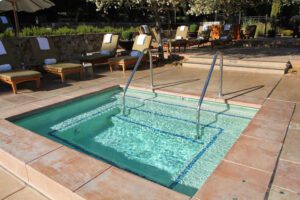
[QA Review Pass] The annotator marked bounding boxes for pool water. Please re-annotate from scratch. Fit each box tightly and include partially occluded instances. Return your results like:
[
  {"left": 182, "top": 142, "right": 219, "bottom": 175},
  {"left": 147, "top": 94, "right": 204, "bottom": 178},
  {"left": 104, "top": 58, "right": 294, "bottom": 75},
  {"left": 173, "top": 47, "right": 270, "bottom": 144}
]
[{"left": 12, "top": 88, "right": 258, "bottom": 196}]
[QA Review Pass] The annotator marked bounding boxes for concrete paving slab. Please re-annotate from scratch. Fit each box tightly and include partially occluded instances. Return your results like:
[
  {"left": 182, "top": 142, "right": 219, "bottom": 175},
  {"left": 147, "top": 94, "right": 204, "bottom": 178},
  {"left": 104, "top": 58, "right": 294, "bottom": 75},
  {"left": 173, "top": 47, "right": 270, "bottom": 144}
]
[
  {"left": 270, "top": 75, "right": 300, "bottom": 103},
  {"left": 194, "top": 160, "right": 271, "bottom": 200},
  {"left": 4, "top": 187, "right": 49, "bottom": 200},
  {"left": 281, "top": 129, "right": 300, "bottom": 163},
  {"left": 0, "top": 167, "right": 25, "bottom": 199},
  {"left": 268, "top": 186, "right": 300, "bottom": 200},
  {"left": 224, "top": 135, "right": 282, "bottom": 173},
  {"left": 74, "top": 167, "right": 189, "bottom": 200},
  {"left": 27, "top": 147, "right": 111, "bottom": 200},
  {"left": 273, "top": 159, "right": 300, "bottom": 193}
]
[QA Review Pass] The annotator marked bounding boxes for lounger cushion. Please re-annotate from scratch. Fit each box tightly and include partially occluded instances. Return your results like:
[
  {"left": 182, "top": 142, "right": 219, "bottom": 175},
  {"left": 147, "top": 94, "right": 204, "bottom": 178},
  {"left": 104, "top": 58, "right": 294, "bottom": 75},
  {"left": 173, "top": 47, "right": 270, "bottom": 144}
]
[
  {"left": 169, "top": 39, "right": 188, "bottom": 45},
  {"left": 44, "top": 62, "right": 82, "bottom": 73},
  {"left": 108, "top": 56, "right": 138, "bottom": 63},
  {"left": 80, "top": 53, "right": 111, "bottom": 62},
  {"left": 100, "top": 50, "right": 111, "bottom": 55},
  {"left": 0, "top": 70, "right": 41, "bottom": 80},
  {"left": 130, "top": 51, "right": 141, "bottom": 57}
]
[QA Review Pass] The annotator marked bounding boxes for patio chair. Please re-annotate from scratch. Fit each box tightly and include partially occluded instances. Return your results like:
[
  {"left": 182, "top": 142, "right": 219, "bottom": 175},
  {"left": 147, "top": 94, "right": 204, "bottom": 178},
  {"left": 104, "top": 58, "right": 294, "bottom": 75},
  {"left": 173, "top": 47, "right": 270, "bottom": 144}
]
[
  {"left": 139, "top": 25, "right": 151, "bottom": 35},
  {"left": 0, "top": 16, "right": 12, "bottom": 32},
  {"left": 244, "top": 25, "right": 257, "bottom": 39},
  {"left": 30, "top": 37, "right": 83, "bottom": 83},
  {"left": 80, "top": 34, "right": 119, "bottom": 67},
  {"left": 108, "top": 34, "right": 152, "bottom": 75},
  {"left": 211, "top": 24, "right": 233, "bottom": 48},
  {"left": 188, "top": 25, "right": 211, "bottom": 47},
  {"left": 0, "top": 40, "right": 41, "bottom": 94},
  {"left": 168, "top": 25, "right": 189, "bottom": 52}
]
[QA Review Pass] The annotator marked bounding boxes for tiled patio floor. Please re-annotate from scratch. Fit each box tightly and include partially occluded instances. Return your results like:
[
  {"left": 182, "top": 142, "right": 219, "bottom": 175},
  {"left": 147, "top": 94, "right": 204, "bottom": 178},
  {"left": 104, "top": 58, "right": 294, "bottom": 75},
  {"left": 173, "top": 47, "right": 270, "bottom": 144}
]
[
  {"left": 0, "top": 62, "right": 300, "bottom": 199},
  {"left": 0, "top": 166, "right": 49, "bottom": 200},
  {"left": 266, "top": 74, "right": 300, "bottom": 199}
]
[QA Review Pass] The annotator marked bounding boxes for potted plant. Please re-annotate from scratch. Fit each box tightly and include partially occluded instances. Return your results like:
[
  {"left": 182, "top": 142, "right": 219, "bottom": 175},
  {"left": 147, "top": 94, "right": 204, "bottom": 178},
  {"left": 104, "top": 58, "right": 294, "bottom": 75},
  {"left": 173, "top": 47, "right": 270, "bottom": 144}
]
[{"left": 119, "top": 30, "right": 134, "bottom": 50}]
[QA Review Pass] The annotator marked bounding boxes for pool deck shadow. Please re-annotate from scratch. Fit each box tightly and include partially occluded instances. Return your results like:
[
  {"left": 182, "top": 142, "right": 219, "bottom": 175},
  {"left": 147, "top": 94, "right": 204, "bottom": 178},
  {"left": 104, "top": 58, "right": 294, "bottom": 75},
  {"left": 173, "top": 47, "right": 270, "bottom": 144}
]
[{"left": 0, "top": 63, "right": 299, "bottom": 199}]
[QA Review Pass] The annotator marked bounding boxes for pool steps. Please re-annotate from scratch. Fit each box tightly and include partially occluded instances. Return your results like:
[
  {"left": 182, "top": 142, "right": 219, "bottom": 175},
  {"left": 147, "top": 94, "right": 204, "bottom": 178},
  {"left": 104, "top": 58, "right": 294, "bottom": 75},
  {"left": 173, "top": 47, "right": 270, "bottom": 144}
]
[{"left": 182, "top": 55, "right": 289, "bottom": 74}]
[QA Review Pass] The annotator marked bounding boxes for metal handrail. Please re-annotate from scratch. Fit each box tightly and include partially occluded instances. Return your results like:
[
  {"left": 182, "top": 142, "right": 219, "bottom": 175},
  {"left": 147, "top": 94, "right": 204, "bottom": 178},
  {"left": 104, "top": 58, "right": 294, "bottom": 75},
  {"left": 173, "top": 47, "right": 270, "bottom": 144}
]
[
  {"left": 196, "top": 51, "right": 223, "bottom": 136},
  {"left": 122, "top": 48, "right": 154, "bottom": 113}
]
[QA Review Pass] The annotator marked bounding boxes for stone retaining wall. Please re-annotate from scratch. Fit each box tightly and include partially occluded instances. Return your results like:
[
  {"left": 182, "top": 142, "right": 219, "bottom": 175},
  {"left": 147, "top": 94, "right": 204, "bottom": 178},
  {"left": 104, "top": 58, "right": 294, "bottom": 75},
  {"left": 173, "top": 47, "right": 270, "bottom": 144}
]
[{"left": 2, "top": 34, "right": 105, "bottom": 66}]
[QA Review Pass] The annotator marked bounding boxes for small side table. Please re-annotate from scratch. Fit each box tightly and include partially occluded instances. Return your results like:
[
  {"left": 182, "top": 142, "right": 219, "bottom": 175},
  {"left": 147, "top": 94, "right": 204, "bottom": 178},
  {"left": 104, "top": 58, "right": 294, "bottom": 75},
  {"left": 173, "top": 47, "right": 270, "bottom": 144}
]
[{"left": 83, "top": 62, "right": 94, "bottom": 79}]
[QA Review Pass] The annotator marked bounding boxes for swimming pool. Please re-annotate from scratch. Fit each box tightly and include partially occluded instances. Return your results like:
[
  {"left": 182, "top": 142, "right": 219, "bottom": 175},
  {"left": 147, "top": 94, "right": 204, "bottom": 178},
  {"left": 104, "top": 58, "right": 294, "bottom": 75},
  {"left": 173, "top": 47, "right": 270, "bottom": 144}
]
[{"left": 12, "top": 88, "right": 258, "bottom": 196}]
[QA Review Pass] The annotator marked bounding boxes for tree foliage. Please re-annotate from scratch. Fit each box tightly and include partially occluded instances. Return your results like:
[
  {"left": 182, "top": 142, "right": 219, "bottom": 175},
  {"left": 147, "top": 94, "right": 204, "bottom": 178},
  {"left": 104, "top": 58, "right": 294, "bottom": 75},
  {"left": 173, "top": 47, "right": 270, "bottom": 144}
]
[
  {"left": 87, "top": 0, "right": 300, "bottom": 15},
  {"left": 86, "top": 0, "right": 184, "bottom": 13}
]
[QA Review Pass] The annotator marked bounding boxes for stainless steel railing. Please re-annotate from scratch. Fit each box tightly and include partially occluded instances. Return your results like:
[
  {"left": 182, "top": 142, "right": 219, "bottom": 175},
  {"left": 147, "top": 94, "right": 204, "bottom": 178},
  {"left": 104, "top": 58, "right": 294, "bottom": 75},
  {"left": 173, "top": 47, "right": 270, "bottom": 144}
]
[
  {"left": 122, "top": 48, "right": 154, "bottom": 113},
  {"left": 196, "top": 51, "right": 223, "bottom": 137}
]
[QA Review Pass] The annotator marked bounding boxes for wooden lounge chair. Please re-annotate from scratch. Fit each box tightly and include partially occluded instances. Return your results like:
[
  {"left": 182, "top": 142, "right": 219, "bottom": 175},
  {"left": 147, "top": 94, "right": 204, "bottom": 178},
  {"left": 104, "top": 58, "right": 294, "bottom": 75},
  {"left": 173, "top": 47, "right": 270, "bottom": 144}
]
[
  {"left": 30, "top": 37, "right": 83, "bottom": 83},
  {"left": 0, "top": 16, "right": 12, "bottom": 32},
  {"left": 139, "top": 25, "right": 151, "bottom": 35},
  {"left": 168, "top": 26, "right": 189, "bottom": 52},
  {"left": 211, "top": 24, "right": 233, "bottom": 48},
  {"left": 0, "top": 40, "right": 41, "bottom": 94},
  {"left": 108, "top": 35, "right": 152, "bottom": 75},
  {"left": 80, "top": 34, "right": 119, "bottom": 67},
  {"left": 188, "top": 25, "right": 211, "bottom": 47}
]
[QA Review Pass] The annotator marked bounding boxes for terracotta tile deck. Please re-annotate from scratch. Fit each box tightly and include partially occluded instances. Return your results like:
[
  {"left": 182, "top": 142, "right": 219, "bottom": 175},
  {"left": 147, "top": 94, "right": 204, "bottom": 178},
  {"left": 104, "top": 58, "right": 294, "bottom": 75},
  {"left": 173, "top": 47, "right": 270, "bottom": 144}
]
[
  {"left": 4, "top": 187, "right": 49, "bottom": 200},
  {"left": 74, "top": 167, "right": 189, "bottom": 200},
  {"left": 0, "top": 65, "right": 299, "bottom": 200},
  {"left": 268, "top": 185, "right": 300, "bottom": 200},
  {"left": 0, "top": 167, "right": 25, "bottom": 199},
  {"left": 27, "top": 147, "right": 111, "bottom": 200},
  {"left": 0, "top": 120, "right": 62, "bottom": 181},
  {"left": 273, "top": 160, "right": 300, "bottom": 193},
  {"left": 224, "top": 135, "right": 282, "bottom": 173},
  {"left": 281, "top": 129, "right": 300, "bottom": 163},
  {"left": 194, "top": 160, "right": 271, "bottom": 200},
  {"left": 0, "top": 166, "right": 49, "bottom": 200}
]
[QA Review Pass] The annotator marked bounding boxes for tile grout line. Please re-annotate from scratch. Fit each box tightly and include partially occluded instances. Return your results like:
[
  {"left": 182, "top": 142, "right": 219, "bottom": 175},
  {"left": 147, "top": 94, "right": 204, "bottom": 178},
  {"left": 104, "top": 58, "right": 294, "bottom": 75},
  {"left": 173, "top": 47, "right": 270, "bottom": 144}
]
[
  {"left": 241, "top": 134, "right": 284, "bottom": 144},
  {"left": 265, "top": 76, "right": 283, "bottom": 102},
  {"left": 263, "top": 104, "right": 296, "bottom": 200},
  {"left": 1, "top": 186, "right": 26, "bottom": 200},
  {"left": 279, "top": 158, "right": 300, "bottom": 165},
  {"left": 271, "top": 184, "right": 298, "bottom": 194},
  {"left": 72, "top": 165, "right": 113, "bottom": 192},
  {"left": 0, "top": 166, "right": 27, "bottom": 200},
  {"left": 26, "top": 145, "right": 64, "bottom": 165},
  {"left": 266, "top": 97, "right": 298, "bottom": 104},
  {"left": 222, "top": 159, "right": 273, "bottom": 175}
]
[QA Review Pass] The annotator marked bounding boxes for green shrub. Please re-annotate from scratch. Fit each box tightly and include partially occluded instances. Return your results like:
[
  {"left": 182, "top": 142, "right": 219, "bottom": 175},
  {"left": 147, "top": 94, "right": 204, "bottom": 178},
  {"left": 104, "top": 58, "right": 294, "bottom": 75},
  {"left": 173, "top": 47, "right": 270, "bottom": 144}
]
[
  {"left": 76, "top": 25, "right": 98, "bottom": 34},
  {"left": 0, "top": 29, "right": 14, "bottom": 38},
  {"left": 1, "top": 25, "right": 139, "bottom": 37},
  {"left": 53, "top": 26, "right": 76, "bottom": 35},
  {"left": 189, "top": 24, "right": 198, "bottom": 33},
  {"left": 20, "top": 27, "right": 52, "bottom": 36},
  {"left": 121, "top": 31, "right": 133, "bottom": 40},
  {"left": 280, "top": 29, "right": 293, "bottom": 36}
]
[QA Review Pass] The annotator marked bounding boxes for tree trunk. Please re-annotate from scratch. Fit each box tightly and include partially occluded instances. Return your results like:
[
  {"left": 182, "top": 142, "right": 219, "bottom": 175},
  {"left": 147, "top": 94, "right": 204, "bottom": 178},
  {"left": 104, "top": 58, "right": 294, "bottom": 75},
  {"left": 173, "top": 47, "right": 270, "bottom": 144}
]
[{"left": 154, "top": 10, "right": 164, "bottom": 62}]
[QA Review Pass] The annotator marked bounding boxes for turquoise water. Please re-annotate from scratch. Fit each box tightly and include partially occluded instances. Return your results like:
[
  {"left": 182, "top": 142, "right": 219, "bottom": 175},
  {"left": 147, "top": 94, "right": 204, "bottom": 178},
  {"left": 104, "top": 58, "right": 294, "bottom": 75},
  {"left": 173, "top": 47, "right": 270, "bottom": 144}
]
[{"left": 12, "top": 88, "right": 257, "bottom": 196}]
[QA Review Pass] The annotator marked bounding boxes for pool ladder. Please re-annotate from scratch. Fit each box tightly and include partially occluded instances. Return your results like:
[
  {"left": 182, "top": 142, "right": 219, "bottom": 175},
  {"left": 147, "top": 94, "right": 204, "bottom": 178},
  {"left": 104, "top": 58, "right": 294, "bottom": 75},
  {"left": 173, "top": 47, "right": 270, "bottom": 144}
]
[
  {"left": 122, "top": 48, "right": 154, "bottom": 113},
  {"left": 196, "top": 51, "right": 224, "bottom": 137}
]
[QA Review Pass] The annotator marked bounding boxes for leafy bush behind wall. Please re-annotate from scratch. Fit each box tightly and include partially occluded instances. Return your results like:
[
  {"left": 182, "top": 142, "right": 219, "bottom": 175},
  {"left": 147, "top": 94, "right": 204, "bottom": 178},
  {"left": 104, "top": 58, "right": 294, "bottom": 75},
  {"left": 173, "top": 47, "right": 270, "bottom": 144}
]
[{"left": 0, "top": 25, "right": 139, "bottom": 38}]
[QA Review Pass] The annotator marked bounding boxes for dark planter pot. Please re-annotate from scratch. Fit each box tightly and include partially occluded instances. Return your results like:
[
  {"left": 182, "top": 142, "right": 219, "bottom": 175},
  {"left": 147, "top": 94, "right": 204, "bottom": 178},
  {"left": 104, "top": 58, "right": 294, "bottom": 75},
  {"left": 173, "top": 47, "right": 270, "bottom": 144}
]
[
  {"left": 188, "top": 32, "right": 197, "bottom": 38},
  {"left": 268, "top": 30, "right": 276, "bottom": 38},
  {"left": 119, "top": 40, "right": 134, "bottom": 50}
]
